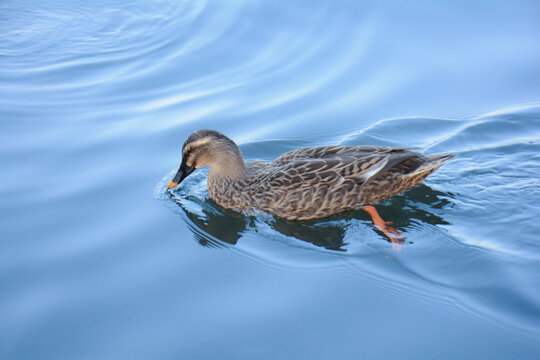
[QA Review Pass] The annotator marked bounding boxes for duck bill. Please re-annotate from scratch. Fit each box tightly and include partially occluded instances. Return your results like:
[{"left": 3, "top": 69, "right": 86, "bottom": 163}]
[{"left": 167, "top": 162, "right": 194, "bottom": 189}]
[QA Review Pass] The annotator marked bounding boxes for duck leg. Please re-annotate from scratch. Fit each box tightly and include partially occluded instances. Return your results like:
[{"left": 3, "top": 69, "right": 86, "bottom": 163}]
[{"left": 363, "top": 205, "right": 404, "bottom": 247}]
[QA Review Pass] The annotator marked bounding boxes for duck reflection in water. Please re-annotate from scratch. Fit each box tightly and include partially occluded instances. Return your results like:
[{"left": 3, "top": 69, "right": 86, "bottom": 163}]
[{"left": 168, "top": 184, "right": 452, "bottom": 252}]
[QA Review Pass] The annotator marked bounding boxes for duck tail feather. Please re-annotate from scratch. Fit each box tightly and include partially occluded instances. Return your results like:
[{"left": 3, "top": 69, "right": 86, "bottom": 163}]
[{"left": 406, "top": 154, "right": 455, "bottom": 177}]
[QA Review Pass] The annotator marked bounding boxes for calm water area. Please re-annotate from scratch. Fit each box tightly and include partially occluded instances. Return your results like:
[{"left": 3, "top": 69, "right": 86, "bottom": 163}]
[{"left": 1, "top": 1, "right": 540, "bottom": 359}]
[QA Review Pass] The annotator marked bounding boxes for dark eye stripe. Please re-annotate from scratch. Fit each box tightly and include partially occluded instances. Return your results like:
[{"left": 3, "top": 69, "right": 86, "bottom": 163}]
[{"left": 184, "top": 146, "right": 195, "bottom": 157}]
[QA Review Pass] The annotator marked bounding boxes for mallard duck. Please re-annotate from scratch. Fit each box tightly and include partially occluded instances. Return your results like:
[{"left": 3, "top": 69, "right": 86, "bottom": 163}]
[{"left": 168, "top": 129, "right": 454, "bottom": 244}]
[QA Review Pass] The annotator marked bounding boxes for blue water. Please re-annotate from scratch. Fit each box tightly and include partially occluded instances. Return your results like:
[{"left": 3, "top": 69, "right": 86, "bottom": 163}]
[{"left": 2, "top": 1, "right": 540, "bottom": 359}]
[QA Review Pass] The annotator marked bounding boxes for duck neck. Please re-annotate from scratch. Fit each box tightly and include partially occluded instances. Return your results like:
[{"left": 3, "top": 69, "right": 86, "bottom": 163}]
[
  {"left": 207, "top": 155, "right": 246, "bottom": 205},
  {"left": 210, "top": 161, "right": 246, "bottom": 179},
  {"left": 208, "top": 150, "right": 247, "bottom": 182}
]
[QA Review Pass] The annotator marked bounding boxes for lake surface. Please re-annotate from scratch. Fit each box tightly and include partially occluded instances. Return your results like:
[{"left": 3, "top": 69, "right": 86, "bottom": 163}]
[{"left": 1, "top": 1, "right": 540, "bottom": 359}]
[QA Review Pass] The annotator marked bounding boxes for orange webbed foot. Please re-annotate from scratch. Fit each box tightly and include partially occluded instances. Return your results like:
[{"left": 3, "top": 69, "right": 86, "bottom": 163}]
[{"left": 363, "top": 205, "right": 405, "bottom": 250}]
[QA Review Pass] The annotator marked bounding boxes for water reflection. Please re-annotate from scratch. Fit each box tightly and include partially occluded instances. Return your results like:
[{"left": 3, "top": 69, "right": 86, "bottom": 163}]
[{"left": 168, "top": 183, "right": 452, "bottom": 252}]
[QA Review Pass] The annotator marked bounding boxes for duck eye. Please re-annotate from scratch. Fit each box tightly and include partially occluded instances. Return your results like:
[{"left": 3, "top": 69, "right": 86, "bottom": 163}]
[{"left": 184, "top": 146, "right": 196, "bottom": 156}]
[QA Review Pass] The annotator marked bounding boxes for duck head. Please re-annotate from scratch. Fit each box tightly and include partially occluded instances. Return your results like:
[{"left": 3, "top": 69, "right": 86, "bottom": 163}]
[{"left": 168, "top": 129, "right": 246, "bottom": 189}]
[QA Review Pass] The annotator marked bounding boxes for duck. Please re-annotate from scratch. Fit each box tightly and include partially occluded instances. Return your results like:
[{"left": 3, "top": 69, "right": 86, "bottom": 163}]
[{"left": 168, "top": 129, "right": 454, "bottom": 244}]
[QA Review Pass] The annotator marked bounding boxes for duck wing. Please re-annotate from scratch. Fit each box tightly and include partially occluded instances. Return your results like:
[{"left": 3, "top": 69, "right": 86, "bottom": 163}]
[
  {"left": 273, "top": 145, "right": 419, "bottom": 164},
  {"left": 254, "top": 151, "right": 422, "bottom": 196},
  {"left": 271, "top": 147, "right": 423, "bottom": 185}
]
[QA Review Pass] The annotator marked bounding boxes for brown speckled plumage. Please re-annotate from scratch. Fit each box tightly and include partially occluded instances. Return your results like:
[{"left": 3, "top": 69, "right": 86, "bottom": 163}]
[{"left": 169, "top": 129, "right": 454, "bottom": 220}]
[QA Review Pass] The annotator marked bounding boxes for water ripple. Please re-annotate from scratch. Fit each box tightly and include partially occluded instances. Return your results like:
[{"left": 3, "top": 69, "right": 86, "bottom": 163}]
[
  {"left": 157, "top": 103, "right": 540, "bottom": 336},
  {"left": 3, "top": 0, "right": 540, "bottom": 356}
]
